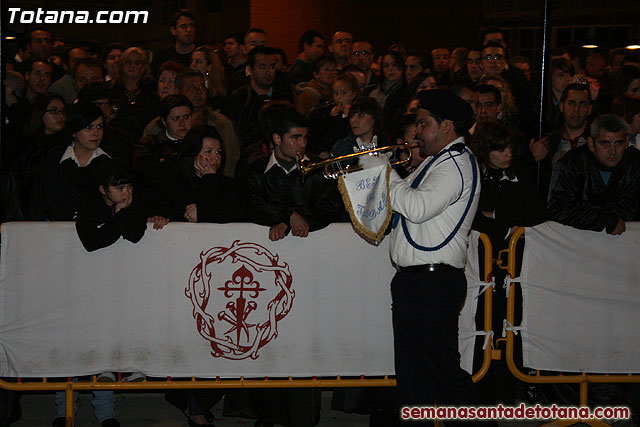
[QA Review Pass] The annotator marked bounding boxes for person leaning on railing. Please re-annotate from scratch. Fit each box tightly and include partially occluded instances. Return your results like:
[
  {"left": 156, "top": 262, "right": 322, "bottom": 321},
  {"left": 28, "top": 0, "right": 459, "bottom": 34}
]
[
  {"left": 469, "top": 120, "right": 547, "bottom": 251},
  {"left": 547, "top": 113, "right": 640, "bottom": 235}
]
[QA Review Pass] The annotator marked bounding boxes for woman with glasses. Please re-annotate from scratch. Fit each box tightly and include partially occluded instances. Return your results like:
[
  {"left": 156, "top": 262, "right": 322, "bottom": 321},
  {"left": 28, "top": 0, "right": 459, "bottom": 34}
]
[
  {"left": 15, "top": 93, "right": 68, "bottom": 214},
  {"left": 29, "top": 100, "right": 110, "bottom": 219},
  {"left": 110, "top": 47, "right": 158, "bottom": 129},
  {"left": 21, "top": 93, "right": 67, "bottom": 164}
]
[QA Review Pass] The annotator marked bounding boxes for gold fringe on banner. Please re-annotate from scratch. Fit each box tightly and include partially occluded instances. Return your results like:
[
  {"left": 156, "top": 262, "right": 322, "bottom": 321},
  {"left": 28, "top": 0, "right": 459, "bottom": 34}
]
[{"left": 337, "top": 164, "right": 392, "bottom": 244}]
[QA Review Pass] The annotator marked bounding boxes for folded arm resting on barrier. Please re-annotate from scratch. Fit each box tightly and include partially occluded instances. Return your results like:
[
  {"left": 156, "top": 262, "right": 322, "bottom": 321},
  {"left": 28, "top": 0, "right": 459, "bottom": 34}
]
[{"left": 547, "top": 146, "right": 640, "bottom": 234}]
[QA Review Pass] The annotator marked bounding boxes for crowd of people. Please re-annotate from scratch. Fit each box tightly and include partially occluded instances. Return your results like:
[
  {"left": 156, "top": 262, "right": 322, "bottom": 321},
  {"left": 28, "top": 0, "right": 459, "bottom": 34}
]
[{"left": 2, "top": 6, "right": 640, "bottom": 427}]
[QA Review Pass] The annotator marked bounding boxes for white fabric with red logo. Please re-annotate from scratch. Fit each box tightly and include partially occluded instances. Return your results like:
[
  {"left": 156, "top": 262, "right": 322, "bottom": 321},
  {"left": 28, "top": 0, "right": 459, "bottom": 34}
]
[
  {"left": 519, "top": 221, "right": 640, "bottom": 373},
  {"left": 0, "top": 222, "right": 482, "bottom": 378}
]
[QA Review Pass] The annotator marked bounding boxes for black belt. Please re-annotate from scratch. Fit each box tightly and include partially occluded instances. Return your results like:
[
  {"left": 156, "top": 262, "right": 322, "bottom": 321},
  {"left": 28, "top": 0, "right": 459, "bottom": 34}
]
[{"left": 396, "top": 263, "right": 457, "bottom": 273}]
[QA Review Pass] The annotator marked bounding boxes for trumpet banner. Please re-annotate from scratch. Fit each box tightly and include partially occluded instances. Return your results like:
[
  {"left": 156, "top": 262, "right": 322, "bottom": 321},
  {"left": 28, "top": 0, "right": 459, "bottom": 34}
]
[{"left": 338, "top": 164, "right": 392, "bottom": 243}]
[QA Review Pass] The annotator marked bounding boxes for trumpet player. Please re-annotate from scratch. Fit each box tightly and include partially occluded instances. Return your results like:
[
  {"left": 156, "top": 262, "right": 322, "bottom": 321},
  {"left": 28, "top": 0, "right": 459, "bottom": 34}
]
[{"left": 388, "top": 90, "right": 482, "bottom": 423}]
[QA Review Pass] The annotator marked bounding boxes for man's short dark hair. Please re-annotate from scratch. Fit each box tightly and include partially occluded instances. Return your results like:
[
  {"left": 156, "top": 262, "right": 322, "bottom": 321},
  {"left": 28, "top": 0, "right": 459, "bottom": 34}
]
[
  {"left": 73, "top": 58, "right": 103, "bottom": 76},
  {"left": 247, "top": 46, "right": 276, "bottom": 68},
  {"left": 225, "top": 32, "right": 245, "bottom": 46},
  {"left": 406, "top": 51, "right": 434, "bottom": 73},
  {"left": 245, "top": 28, "right": 266, "bottom": 39},
  {"left": 159, "top": 94, "right": 193, "bottom": 120},
  {"left": 170, "top": 9, "right": 195, "bottom": 27},
  {"left": 176, "top": 69, "right": 204, "bottom": 91},
  {"left": 481, "top": 42, "right": 505, "bottom": 55},
  {"left": 271, "top": 47, "right": 288, "bottom": 66},
  {"left": 271, "top": 107, "right": 309, "bottom": 139},
  {"left": 449, "top": 80, "right": 478, "bottom": 97},
  {"left": 28, "top": 27, "right": 51, "bottom": 42},
  {"left": 481, "top": 28, "right": 505, "bottom": 43},
  {"left": 26, "top": 59, "right": 53, "bottom": 73},
  {"left": 63, "top": 45, "right": 87, "bottom": 63},
  {"left": 258, "top": 100, "right": 295, "bottom": 141},
  {"left": 298, "top": 30, "right": 324, "bottom": 53},
  {"left": 477, "top": 84, "right": 502, "bottom": 105},
  {"left": 312, "top": 55, "right": 336, "bottom": 73},
  {"left": 590, "top": 114, "right": 628, "bottom": 137},
  {"left": 102, "top": 42, "right": 125, "bottom": 60},
  {"left": 560, "top": 83, "right": 591, "bottom": 103}
]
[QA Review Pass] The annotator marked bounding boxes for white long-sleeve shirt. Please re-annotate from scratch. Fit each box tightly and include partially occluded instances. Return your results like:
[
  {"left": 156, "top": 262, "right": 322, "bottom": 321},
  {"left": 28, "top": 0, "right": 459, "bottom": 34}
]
[{"left": 389, "top": 137, "right": 480, "bottom": 269}]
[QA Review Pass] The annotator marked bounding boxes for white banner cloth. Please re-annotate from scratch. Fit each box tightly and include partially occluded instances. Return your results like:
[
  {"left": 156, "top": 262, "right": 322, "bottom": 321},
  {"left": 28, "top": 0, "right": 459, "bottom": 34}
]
[
  {"left": 520, "top": 222, "right": 640, "bottom": 373},
  {"left": 0, "top": 222, "right": 480, "bottom": 378},
  {"left": 338, "top": 164, "right": 392, "bottom": 242}
]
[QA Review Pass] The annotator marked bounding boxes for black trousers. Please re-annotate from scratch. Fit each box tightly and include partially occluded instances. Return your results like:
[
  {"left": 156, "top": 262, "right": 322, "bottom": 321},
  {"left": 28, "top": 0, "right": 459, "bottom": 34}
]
[{"left": 391, "top": 269, "right": 480, "bottom": 421}]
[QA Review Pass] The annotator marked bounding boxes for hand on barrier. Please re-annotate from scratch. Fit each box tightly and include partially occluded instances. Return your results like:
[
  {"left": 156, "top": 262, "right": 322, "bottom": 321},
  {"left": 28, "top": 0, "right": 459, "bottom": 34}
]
[
  {"left": 609, "top": 217, "right": 626, "bottom": 235},
  {"left": 269, "top": 222, "right": 288, "bottom": 241},
  {"left": 148, "top": 216, "right": 170, "bottom": 230},
  {"left": 289, "top": 211, "right": 310, "bottom": 238},
  {"left": 184, "top": 204, "right": 198, "bottom": 223}
]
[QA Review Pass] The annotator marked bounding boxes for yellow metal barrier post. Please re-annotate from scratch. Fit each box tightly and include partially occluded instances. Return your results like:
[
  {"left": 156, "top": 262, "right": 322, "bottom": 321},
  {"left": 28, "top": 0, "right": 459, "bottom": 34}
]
[
  {"left": 500, "top": 227, "right": 638, "bottom": 427},
  {"left": 472, "top": 233, "right": 496, "bottom": 383}
]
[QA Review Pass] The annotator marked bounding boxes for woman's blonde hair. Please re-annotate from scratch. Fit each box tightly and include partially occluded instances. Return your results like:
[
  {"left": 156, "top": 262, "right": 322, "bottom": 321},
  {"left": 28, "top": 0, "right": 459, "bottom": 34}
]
[
  {"left": 192, "top": 45, "right": 227, "bottom": 98},
  {"left": 115, "top": 46, "right": 151, "bottom": 81}
]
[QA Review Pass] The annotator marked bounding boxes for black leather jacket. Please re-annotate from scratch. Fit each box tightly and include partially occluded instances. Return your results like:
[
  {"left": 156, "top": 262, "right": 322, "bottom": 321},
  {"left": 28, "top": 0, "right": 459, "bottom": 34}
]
[
  {"left": 547, "top": 145, "right": 640, "bottom": 233},
  {"left": 238, "top": 152, "right": 342, "bottom": 231}
]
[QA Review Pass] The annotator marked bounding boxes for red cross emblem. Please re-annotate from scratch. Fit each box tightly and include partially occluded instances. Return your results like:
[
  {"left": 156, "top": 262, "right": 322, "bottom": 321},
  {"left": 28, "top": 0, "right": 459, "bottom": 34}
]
[{"left": 185, "top": 241, "right": 294, "bottom": 360}]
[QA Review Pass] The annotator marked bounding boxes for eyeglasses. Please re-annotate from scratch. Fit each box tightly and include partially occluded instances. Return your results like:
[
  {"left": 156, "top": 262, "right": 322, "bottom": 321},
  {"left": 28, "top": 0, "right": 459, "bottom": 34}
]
[
  {"left": 351, "top": 50, "right": 371, "bottom": 57},
  {"left": 483, "top": 54, "right": 504, "bottom": 62},
  {"left": 44, "top": 108, "right": 65, "bottom": 116}
]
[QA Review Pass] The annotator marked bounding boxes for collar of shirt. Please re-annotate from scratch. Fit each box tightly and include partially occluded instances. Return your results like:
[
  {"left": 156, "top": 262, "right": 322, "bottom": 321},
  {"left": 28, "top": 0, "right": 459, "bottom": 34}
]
[
  {"left": 59, "top": 144, "right": 109, "bottom": 166},
  {"left": 355, "top": 135, "right": 378, "bottom": 152},
  {"left": 264, "top": 152, "right": 307, "bottom": 175},
  {"left": 560, "top": 125, "right": 589, "bottom": 150},
  {"left": 166, "top": 130, "right": 183, "bottom": 143}
]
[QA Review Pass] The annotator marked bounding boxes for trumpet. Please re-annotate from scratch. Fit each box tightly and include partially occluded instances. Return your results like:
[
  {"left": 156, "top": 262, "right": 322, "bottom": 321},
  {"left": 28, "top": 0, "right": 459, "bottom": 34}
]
[{"left": 297, "top": 144, "right": 412, "bottom": 181}]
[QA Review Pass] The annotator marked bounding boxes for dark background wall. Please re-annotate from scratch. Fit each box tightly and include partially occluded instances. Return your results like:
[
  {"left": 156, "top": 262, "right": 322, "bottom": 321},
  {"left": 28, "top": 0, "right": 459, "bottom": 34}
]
[{"left": 3, "top": 0, "right": 640, "bottom": 67}]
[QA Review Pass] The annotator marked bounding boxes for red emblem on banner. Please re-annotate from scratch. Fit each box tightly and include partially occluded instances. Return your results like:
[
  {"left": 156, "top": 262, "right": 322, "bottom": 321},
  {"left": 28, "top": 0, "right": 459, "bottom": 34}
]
[{"left": 185, "top": 241, "right": 294, "bottom": 360}]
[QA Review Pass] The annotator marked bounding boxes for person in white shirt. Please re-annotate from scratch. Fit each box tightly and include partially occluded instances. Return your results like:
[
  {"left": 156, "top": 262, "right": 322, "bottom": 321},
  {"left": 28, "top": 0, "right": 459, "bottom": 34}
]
[{"left": 388, "top": 89, "right": 482, "bottom": 422}]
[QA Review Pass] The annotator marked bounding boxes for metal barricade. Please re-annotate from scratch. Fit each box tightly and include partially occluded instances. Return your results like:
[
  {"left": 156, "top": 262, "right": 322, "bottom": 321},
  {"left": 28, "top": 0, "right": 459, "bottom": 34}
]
[
  {"left": 497, "top": 226, "right": 639, "bottom": 427},
  {"left": 0, "top": 228, "right": 495, "bottom": 426}
]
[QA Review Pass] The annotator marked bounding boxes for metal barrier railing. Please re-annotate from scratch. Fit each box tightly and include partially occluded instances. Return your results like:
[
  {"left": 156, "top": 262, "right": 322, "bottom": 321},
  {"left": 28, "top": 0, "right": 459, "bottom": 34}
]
[
  {"left": 0, "top": 229, "right": 495, "bottom": 426},
  {"left": 497, "top": 226, "right": 639, "bottom": 427}
]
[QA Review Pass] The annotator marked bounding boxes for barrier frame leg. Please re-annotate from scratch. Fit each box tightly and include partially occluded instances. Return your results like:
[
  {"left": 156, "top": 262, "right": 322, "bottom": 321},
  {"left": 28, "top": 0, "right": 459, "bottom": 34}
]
[{"left": 65, "top": 382, "right": 74, "bottom": 427}]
